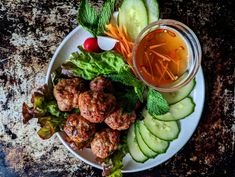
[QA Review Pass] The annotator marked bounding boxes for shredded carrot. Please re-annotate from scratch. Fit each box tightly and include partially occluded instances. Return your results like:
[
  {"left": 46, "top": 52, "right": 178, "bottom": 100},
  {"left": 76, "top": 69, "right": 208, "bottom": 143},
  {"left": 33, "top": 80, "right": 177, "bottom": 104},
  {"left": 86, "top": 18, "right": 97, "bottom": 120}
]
[
  {"left": 158, "top": 61, "right": 172, "bottom": 81},
  {"left": 149, "top": 43, "right": 166, "bottom": 50},
  {"left": 150, "top": 50, "right": 172, "bottom": 61},
  {"left": 141, "top": 66, "right": 152, "bottom": 77},
  {"left": 165, "top": 69, "right": 176, "bottom": 80},
  {"left": 145, "top": 52, "right": 154, "bottom": 79},
  {"left": 105, "top": 23, "right": 135, "bottom": 74},
  {"left": 154, "top": 63, "right": 164, "bottom": 78}
]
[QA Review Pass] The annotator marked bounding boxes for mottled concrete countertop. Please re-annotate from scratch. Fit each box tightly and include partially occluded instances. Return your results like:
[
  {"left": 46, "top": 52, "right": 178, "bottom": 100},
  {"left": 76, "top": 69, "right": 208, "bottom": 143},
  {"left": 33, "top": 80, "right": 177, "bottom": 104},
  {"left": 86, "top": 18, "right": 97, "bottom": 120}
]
[{"left": 0, "top": 0, "right": 234, "bottom": 177}]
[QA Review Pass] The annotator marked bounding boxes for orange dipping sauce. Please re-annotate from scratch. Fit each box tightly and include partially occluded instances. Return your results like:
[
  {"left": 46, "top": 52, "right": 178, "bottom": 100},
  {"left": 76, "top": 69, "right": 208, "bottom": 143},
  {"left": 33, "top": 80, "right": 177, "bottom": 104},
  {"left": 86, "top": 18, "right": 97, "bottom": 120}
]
[{"left": 135, "top": 28, "right": 189, "bottom": 86}]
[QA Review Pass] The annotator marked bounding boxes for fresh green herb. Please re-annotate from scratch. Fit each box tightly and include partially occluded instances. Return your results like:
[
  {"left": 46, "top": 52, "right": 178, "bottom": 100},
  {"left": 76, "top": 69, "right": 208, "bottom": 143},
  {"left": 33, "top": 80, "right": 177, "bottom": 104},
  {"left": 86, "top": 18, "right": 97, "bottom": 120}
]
[
  {"left": 102, "top": 135, "right": 128, "bottom": 177},
  {"left": 62, "top": 47, "right": 126, "bottom": 80},
  {"left": 77, "top": 0, "right": 99, "bottom": 36},
  {"left": 147, "top": 88, "right": 169, "bottom": 116},
  {"left": 77, "top": 0, "right": 116, "bottom": 36},
  {"left": 97, "top": 0, "right": 116, "bottom": 35},
  {"left": 117, "top": 88, "right": 139, "bottom": 113},
  {"left": 62, "top": 47, "right": 144, "bottom": 101},
  {"left": 47, "top": 101, "right": 68, "bottom": 118},
  {"left": 37, "top": 116, "right": 65, "bottom": 139},
  {"left": 71, "top": 108, "right": 80, "bottom": 114},
  {"left": 22, "top": 85, "right": 68, "bottom": 139},
  {"left": 107, "top": 70, "right": 145, "bottom": 102},
  {"left": 51, "top": 67, "right": 63, "bottom": 86}
]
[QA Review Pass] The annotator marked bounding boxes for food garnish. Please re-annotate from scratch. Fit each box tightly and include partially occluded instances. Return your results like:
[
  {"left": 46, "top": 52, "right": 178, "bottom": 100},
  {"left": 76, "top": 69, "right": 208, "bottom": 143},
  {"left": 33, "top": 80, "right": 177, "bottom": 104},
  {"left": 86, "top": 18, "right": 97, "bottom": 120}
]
[
  {"left": 105, "top": 23, "right": 134, "bottom": 70},
  {"left": 77, "top": 0, "right": 115, "bottom": 36},
  {"left": 61, "top": 46, "right": 144, "bottom": 101},
  {"left": 147, "top": 88, "right": 169, "bottom": 116},
  {"left": 22, "top": 1, "right": 198, "bottom": 176},
  {"left": 83, "top": 37, "right": 101, "bottom": 52}
]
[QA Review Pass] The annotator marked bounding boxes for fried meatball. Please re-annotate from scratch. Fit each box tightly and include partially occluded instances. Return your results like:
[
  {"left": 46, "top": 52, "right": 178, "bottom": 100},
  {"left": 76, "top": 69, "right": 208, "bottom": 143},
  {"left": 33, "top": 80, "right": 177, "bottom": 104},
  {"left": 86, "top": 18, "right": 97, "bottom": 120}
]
[
  {"left": 105, "top": 109, "right": 136, "bottom": 130},
  {"left": 78, "top": 91, "right": 116, "bottom": 123},
  {"left": 53, "top": 78, "right": 86, "bottom": 111},
  {"left": 91, "top": 128, "right": 120, "bottom": 159},
  {"left": 64, "top": 113, "right": 96, "bottom": 143},
  {"left": 89, "top": 76, "right": 113, "bottom": 92}
]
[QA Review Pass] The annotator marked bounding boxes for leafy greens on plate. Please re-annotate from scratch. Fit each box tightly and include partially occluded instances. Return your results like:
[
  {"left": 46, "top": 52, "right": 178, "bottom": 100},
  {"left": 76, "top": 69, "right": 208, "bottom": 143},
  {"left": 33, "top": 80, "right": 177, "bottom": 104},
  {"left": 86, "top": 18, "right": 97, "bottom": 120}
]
[
  {"left": 61, "top": 46, "right": 145, "bottom": 101},
  {"left": 77, "top": 0, "right": 116, "bottom": 36},
  {"left": 21, "top": 0, "right": 199, "bottom": 176}
]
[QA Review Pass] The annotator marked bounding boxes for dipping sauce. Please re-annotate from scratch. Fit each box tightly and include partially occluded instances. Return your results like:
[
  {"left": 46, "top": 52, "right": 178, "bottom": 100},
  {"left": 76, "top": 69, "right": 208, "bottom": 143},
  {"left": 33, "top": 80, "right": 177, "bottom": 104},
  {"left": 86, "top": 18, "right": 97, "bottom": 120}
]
[{"left": 135, "top": 28, "right": 189, "bottom": 86}]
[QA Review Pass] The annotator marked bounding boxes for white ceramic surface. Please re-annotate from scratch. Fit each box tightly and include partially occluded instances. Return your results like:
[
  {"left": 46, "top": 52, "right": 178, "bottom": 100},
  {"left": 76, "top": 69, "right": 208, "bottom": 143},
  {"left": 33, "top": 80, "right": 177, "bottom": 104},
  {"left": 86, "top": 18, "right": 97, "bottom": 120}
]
[{"left": 45, "top": 26, "right": 205, "bottom": 173}]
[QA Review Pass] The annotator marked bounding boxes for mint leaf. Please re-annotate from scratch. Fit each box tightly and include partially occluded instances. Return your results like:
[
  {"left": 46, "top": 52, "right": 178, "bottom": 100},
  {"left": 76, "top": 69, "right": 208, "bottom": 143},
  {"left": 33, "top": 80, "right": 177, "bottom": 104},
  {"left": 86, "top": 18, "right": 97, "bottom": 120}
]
[
  {"left": 77, "top": 0, "right": 99, "bottom": 36},
  {"left": 147, "top": 88, "right": 169, "bottom": 116},
  {"left": 97, "top": 0, "right": 116, "bottom": 35},
  {"left": 107, "top": 70, "right": 145, "bottom": 102},
  {"left": 77, "top": 0, "right": 116, "bottom": 36},
  {"left": 116, "top": 88, "right": 139, "bottom": 113}
]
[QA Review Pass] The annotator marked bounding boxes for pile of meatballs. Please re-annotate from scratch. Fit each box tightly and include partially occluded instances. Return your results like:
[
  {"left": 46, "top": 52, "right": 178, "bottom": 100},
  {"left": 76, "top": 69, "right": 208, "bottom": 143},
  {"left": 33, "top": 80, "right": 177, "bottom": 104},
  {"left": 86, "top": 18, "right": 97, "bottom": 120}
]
[{"left": 53, "top": 76, "right": 137, "bottom": 159}]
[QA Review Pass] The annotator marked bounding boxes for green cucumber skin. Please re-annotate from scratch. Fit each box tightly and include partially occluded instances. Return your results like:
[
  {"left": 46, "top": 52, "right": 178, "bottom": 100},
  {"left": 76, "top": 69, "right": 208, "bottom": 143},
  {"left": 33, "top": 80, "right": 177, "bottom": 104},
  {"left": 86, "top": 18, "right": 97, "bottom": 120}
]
[
  {"left": 143, "top": 110, "right": 180, "bottom": 141},
  {"left": 142, "top": 0, "right": 149, "bottom": 24},
  {"left": 145, "top": 121, "right": 180, "bottom": 141},
  {"left": 173, "top": 96, "right": 196, "bottom": 119},
  {"left": 162, "top": 79, "right": 196, "bottom": 105},
  {"left": 127, "top": 124, "right": 148, "bottom": 163},
  {"left": 153, "top": 97, "right": 196, "bottom": 121},
  {"left": 137, "top": 121, "right": 169, "bottom": 154},
  {"left": 119, "top": 0, "right": 148, "bottom": 40},
  {"left": 144, "top": 0, "right": 159, "bottom": 23},
  {"left": 129, "top": 151, "right": 148, "bottom": 163},
  {"left": 135, "top": 122, "right": 158, "bottom": 158}
]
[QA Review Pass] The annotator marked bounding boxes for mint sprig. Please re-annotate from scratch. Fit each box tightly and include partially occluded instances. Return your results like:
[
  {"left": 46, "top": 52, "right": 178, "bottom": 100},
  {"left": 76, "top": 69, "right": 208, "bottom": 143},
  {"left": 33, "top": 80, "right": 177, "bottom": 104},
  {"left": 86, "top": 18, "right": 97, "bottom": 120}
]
[
  {"left": 77, "top": 0, "right": 116, "bottom": 36},
  {"left": 147, "top": 88, "right": 169, "bottom": 116}
]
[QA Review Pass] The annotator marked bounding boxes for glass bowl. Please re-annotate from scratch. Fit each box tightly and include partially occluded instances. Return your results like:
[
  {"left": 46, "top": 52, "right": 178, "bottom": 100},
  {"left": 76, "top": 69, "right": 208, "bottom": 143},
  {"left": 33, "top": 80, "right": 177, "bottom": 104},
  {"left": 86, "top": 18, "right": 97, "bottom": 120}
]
[{"left": 132, "top": 19, "right": 202, "bottom": 92}]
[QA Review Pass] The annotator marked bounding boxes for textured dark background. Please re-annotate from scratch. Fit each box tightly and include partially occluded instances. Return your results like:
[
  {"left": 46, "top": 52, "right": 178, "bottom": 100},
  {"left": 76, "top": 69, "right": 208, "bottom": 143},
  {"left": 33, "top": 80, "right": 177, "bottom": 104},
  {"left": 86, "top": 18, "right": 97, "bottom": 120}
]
[{"left": 0, "top": 0, "right": 234, "bottom": 177}]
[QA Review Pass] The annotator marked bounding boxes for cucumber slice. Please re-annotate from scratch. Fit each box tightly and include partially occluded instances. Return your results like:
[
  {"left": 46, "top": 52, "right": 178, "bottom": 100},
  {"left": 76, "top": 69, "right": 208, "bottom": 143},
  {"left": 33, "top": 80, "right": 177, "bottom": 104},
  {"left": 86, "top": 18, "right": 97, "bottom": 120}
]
[
  {"left": 127, "top": 124, "right": 148, "bottom": 163},
  {"left": 137, "top": 121, "right": 169, "bottom": 153},
  {"left": 153, "top": 97, "right": 196, "bottom": 121},
  {"left": 169, "top": 97, "right": 195, "bottom": 119},
  {"left": 135, "top": 122, "right": 158, "bottom": 158},
  {"left": 144, "top": 0, "right": 159, "bottom": 23},
  {"left": 161, "top": 79, "right": 196, "bottom": 104},
  {"left": 119, "top": 0, "right": 148, "bottom": 41},
  {"left": 143, "top": 109, "right": 180, "bottom": 141}
]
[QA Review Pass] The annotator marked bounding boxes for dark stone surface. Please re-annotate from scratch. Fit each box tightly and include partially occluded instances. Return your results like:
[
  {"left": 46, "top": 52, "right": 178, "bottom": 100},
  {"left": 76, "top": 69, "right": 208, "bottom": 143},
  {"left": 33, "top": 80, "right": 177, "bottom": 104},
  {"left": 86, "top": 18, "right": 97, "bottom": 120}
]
[{"left": 0, "top": 0, "right": 234, "bottom": 177}]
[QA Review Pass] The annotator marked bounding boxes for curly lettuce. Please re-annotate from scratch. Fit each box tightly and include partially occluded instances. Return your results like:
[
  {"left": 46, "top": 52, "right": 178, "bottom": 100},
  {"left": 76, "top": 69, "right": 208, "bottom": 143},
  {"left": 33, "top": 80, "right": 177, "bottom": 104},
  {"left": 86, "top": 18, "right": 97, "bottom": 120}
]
[
  {"left": 22, "top": 85, "right": 67, "bottom": 139},
  {"left": 61, "top": 47, "right": 145, "bottom": 101}
]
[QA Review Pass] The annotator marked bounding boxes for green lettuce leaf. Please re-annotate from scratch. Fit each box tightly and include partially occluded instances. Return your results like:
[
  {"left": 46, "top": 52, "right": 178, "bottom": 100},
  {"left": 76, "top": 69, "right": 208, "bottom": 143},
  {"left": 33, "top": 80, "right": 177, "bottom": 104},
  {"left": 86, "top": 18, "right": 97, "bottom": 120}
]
[
  {"left": 22, "top": 85, "right": 68, "bottom": 139},
  {"left": 117, "top": 88, "right": 139, "bottom": 113},
  {"left": 37, "top": 116, "right": 65, "bottom": 139},
  {"left": 62, "top": 49, "right": 126, "bottom": 80},
  {"left": 62, "top": 48, "right": 144, "bottom": 101},
  {"left": 147, "top": 88, "right": 169, "bottom": 116}
]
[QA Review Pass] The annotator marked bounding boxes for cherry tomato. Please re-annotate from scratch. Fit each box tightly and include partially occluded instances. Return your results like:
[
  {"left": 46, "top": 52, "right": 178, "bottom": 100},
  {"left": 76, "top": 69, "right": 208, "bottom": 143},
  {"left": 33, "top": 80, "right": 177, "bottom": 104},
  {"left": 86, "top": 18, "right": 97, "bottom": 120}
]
[{"left": 83, "top": 37, "right": 101, "bottom": 52}]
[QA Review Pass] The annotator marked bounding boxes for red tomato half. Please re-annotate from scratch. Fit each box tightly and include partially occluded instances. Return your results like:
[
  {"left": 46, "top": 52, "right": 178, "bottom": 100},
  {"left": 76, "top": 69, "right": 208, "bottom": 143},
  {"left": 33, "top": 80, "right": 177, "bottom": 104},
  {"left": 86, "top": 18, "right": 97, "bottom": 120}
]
[{"left": 83, "top": 37, "right": 101, "bottom": 52}]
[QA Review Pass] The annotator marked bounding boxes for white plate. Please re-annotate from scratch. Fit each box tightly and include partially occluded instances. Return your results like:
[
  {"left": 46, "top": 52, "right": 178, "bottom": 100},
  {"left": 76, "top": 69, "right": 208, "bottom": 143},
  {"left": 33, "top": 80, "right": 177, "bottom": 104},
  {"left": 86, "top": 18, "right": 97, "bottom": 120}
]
[{"left": 45, "top": 26, "right": 205, "bottom": 173}]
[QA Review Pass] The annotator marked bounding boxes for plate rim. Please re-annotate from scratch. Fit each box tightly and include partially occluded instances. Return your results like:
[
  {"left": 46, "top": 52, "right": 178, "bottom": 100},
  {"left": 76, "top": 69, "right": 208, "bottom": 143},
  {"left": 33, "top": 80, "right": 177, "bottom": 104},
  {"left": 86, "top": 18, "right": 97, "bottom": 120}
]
[{"left": 45, "top": 25, "right": 205, "bottom": 173}]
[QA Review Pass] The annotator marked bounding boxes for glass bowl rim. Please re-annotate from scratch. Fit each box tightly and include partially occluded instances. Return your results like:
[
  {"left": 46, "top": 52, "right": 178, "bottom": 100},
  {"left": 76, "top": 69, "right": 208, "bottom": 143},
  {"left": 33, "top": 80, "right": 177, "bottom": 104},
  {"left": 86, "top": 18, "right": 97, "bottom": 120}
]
[{"left": 132, "top": 19, "right": 202, "bottom": 92}]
